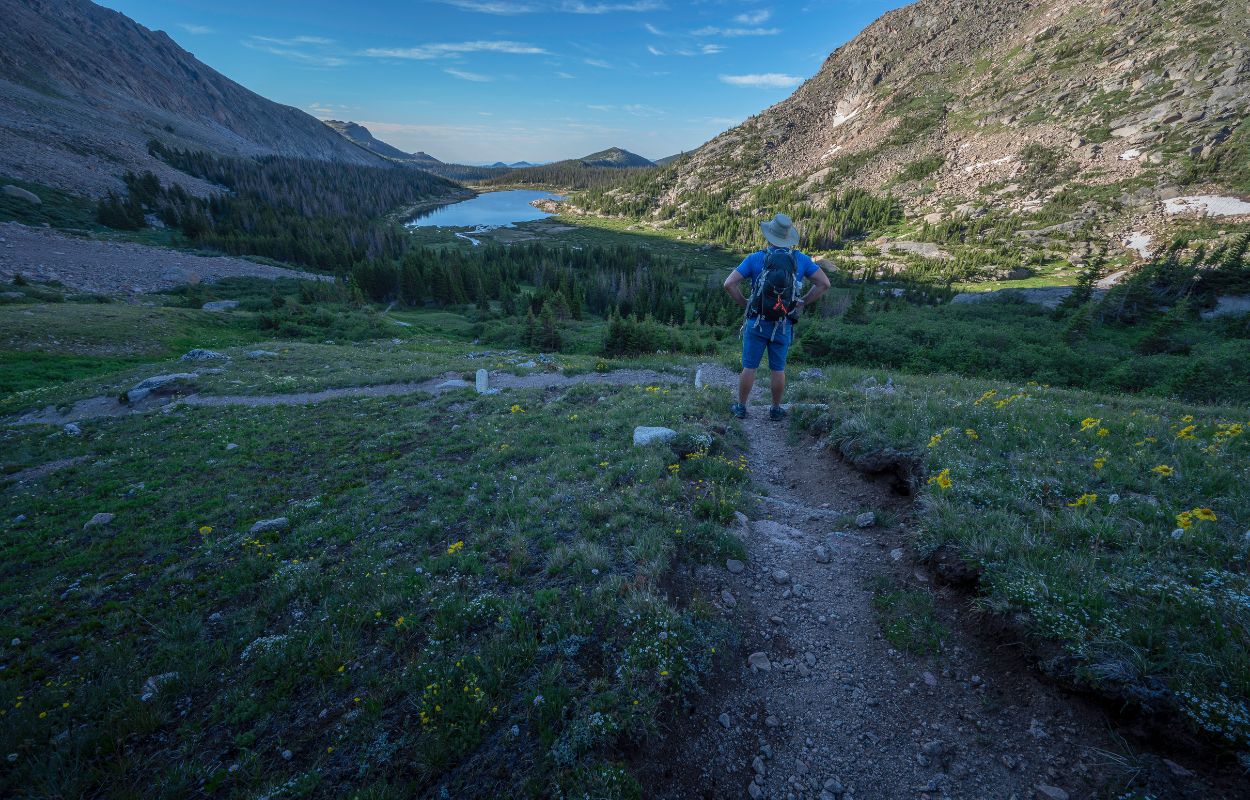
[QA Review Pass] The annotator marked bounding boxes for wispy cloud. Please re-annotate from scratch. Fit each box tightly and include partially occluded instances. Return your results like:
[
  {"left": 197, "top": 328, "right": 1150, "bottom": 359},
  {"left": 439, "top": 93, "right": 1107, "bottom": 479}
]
[
  {"left": 177, "top": 23, "right": 216, "bottom": 34},
  {"left": 587, "top": 104, "right": 614, "bottom": 110},
  {"left": 623, "top": 104, "right": 661, "bottom": 116},
  {"left": 243, "top": 37, "right": 348, "bottom": 67},
  {"left": 583, "top": 58, "right": 612, "bottom": 68},
  {"left": 699, "top": 44, "right": 725, "bottom": 54},
  {"left": 734, "top": 8, "right": 771, "bottom": 25},
  {"left": 719, "top": 73, "right": 803, "bottom": 88},
  {"left": 693, "top": 26, "right": 780, "bottom": 36},
  {"left": 446, "top": 68, "right": 494, "bottom": 81},
  {"left": 647, "top": 45, "right": 664, "bottom": 55},
  {"left": 364, "top": 41, "right": 549, "bottom": 59},
  {"left": 556, "top": 71, "right": 576, "bottom": 78},
  {"left": 437, "top": 0, "right": 663, "bottom": 13},
  {"left": 644, "top": 23, "right": 667, "bottom": 35}
]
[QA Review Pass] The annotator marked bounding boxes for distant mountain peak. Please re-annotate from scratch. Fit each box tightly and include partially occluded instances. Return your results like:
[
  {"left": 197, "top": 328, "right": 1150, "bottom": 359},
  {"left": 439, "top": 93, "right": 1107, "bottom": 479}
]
[
  {"left": 579, "top": 147, "right": 655, "bottom": 168},
  {"left": 323, "top": 120, "right": 442, "bottom": 164}
]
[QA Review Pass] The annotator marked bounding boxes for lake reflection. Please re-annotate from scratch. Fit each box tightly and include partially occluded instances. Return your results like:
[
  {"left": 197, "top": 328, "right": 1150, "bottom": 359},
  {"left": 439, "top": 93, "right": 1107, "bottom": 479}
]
[{"left": 408, "top": 190, "right": 563, "bottom": 228}]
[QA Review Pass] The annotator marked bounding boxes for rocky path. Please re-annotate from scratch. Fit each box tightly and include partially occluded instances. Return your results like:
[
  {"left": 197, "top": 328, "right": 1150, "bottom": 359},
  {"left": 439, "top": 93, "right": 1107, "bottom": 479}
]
[{"left": 638, "top": 366, "right": 1137, "bottom": 800}]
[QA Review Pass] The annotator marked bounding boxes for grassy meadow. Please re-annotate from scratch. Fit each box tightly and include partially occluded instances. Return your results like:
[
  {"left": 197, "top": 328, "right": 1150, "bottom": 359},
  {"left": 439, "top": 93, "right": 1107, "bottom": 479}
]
[{"left": 0, "top": 354, "right": 751, "bottom": 799}]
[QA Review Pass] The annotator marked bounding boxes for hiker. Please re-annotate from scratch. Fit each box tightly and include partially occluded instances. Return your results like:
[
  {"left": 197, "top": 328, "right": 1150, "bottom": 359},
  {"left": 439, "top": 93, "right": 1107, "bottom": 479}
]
[{"left": 723, "top": 213, "right": 831, "bottom": 421}]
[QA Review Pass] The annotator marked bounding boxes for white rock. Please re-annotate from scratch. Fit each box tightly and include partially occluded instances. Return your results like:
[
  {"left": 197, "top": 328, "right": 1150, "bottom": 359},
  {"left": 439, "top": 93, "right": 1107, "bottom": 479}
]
[
  {"left": 856, "top": 512, "right": 876, "bottom": 528},
  {"left": 180, "top": 349, "right": 228, "bottom": 362},
  {"left": 248, "top": 350, "right": 279, "bottom": 357},
  {"left": 64, "top": 423, "right": 81, "bottom": 435},
  {"left": 1035, "top": 785, "right": 1069, "bottom": 800},
  {"left": 83, "top": 512, "right": 114, "bottom": 529},
  {"left": 813, "top": 545, "right": 831, "bottom": 563},
  {"left": 517, "top": 360, "right": 537, "bottom": 369},
  {"left": 726, "top": 559, "right": 744, "bottom": 573},
  {"left": 3, "top": 185, "right": 42, "bottom": 204},
  {"left": 10, "top": 638, "right": 19, "bottom": 647},
  {"left": 890, "top": 548, "right": 904, "bottom": 561},
  {"left": 718, "top": 712, "right": 731, "bottom": 728},
  {"left": 226, "top": 443, "right": 239, "bottom": 450},
  {"left": 249, "top": 517, "right": 289, "bottom": 534},
  {"left": 475, "top": 369, "right": 489, "bottom": 393},
  {"left": 140, "top": 672, "right": 178, "bottom": 701},
  {"left": 633, "top": 426, "right": 677, "bottom": 446},
  {"left": 125, "top": 372, "right": 199, "bottom": 402},
  {"left": 694, "top": 367, "right": 706, "bottom": 388},
  {"left": 747, "top": 652, "right": 772, "bottom": 672},
  {"left": 721, "top": 590, "right": 737, "bottom": 608},
  {"left": 771, "top": 569, "right": 790, "bottom": 585},
  {"left": 201, "top": 301, "right": 239, "bottom": 311},
  {"left": 391, "top": 320, "right": 412, "bottom": 327}
]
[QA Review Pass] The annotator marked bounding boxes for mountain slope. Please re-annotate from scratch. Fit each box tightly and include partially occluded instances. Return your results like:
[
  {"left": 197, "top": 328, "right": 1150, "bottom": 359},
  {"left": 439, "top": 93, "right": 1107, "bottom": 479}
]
[
  {"left": 654, "top": 0, "right": 1248, "bottom": 220},
  {"left": 580, "top": 147, "right": 655, "bottom": 168},
  {"left": 0, "top": 0, "right": 388, "bottom": 197},
  {"left": 322, "top": 120, "right": 442, "bottom": 163}
]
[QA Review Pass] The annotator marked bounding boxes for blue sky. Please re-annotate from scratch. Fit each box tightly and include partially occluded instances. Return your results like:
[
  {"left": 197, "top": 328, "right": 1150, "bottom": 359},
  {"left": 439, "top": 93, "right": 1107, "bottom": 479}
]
[{"left": 100, "top": 0, "right": 904, "bottom": 164}]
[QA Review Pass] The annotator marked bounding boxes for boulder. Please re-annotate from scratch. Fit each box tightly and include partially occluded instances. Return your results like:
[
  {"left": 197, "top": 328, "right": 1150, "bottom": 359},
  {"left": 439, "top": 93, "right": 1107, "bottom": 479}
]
[
  {"left": 814, "top": 545, "right": 831, "bottom": 563},
  {"left": 139, "top": 672, "right": 178, "bottom": 701},
  {"left": 181, "top": 349, "right": 227, "bottom": 362},
  {"left": 633, "top": 426, "right": 677, "bottom": 447},
  {"left": 3, "top": 185, "right": 42, "bottom": 204},
  {"left": 247, "top": 350, "right": 279, "bottom": 357},
  {"left": 517, "top": 360, "right": 537, "bottom": 369},
  {"left": 726, "top": 559, "right": 745, "bottom": 573},
  {"left": 124, "top": 372, "right": 198, "bottom": 402},
  {"left": 201, "top": 300, "right": 239, "bottom": 311},
  {"left": 856, "top": 512, "right": 876, "bottom": 528},
  {"left": 83, "top": 512, "right": 114, "bottom": 529},
  {"left": 771, "top": 569, "right": 791, "bottom": 585},
  {"left": 747, "top": 652, "right": 772, "bottom": 672},
  {"left": 475, "top": 369, "right": 489, "bottom": 393},
  {"left": 249, "top": 517, "right": 289, "bottom": 534}
]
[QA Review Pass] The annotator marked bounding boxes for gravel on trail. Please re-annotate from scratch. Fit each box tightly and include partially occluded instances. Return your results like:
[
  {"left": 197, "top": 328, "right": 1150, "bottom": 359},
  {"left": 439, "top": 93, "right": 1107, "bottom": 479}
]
[{"left": 0, "top": 220, "right": 327, "bottom": 294}]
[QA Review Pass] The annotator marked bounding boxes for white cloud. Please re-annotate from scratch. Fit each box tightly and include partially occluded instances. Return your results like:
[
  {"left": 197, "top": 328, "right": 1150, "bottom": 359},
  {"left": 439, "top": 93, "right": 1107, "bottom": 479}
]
[
  {"left": 587, "top": 104, "right": 614, "bottom": 110},
  {"left": 700, "top": 44, "right": 725, "bottom": 54},
  {"left": 446, "top": 68, "right": 494, "bottom": 81},
  {"left": 243, "top": 38, "right": 348, "bottom": 67},
  {"left": 364, "top": 41, "right": 548, "bottom": 59},
  {"left": 556, "top": 71, "right": 576, "bottom": 78},
  {"left": 644, "top": 23, "right": 667, "bottom": 35},
  {"left": 647, "top": 45, "right": 664, "bottom": 55},
  {"left": 734, "top": 8, "right": 771, "bottom": 24},
  {"left": 623, "top": 104, "right": 662, "bottom": 116},
  {"left": 693, "top": 26, "right": 780, "bottom": 36},
  {"left": 719, "top": 73, "right": 803, "bottom": 88},
  {"left": 177, "top": 23, "right": 215, "bottom": 34},
  {"left": 583, "top": 58, "right": 612, "bottom": 68},
  {"left": 479, "top": 111, "right": 494, "bottom": 115},
  {"left": 437, "top": 0, "right": 663, "bottom": 13}
]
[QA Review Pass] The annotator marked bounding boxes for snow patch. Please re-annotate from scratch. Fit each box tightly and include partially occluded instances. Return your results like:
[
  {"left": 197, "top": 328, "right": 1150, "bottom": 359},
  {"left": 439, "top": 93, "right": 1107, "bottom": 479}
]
[
  {"left": 820, "top": 145, "right": 843, "bottom": 160},
  {"left": 1118, "top": 148, "right": 1142, "bottom": 161},
  {"left": 1124, "top": 231, "right": 1153, "bottom": 258},
  {"left": 1162, "top": 195, "right": 1250, "bottom": 218},
  {"left": 963, "top": 156, "right": 1012, "bottom": 174}
]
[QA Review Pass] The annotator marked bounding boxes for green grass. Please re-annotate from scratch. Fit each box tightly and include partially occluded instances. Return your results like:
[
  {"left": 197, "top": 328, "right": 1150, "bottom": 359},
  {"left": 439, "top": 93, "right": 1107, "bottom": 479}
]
[
  {"left": 867, "top": 576, "right": 949, "bottom": 656},
  {"left": 0, "top": 364, "right": 747, "bottom": 798},
  {"left": 790, "top": 366, "right": 1250, "bottom": 748}
]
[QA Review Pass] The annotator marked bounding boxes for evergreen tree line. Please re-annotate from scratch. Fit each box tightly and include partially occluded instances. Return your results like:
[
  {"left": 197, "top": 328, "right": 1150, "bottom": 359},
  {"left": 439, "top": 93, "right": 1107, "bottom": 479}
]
[
  {"left": 97, "top": 142, "right": 460, "bottom": 272},
  {"left": 474, "top": 160, "right": 657, "bottom": 191}
]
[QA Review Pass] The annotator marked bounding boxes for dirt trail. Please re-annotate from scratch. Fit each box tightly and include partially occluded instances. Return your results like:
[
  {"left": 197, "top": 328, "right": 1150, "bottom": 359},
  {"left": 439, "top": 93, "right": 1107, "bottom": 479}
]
[{"left": 638, "top": 365, "right": 1142, "bottom": 800}]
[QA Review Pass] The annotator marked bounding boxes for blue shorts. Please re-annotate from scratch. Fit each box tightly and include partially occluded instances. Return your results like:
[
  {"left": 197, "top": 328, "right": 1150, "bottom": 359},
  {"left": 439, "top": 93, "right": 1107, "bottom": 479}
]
[{"left": 741, "top": 319, "right": 791, "bottom": 371}]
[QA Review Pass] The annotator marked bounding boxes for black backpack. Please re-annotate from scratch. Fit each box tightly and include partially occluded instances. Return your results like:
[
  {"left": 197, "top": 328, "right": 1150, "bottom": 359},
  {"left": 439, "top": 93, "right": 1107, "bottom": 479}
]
[{"left": 748, "top": 248, "right": 800, "bottom": 322}]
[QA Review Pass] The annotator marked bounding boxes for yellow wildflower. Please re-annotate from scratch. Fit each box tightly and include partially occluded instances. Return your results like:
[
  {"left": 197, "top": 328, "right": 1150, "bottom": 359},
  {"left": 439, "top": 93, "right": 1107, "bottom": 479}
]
[
  {"left": 1151, "top": 465, "right": 1174, "bottom": 477},
  {"left": 1068, "top": 493, "right": 1097, "bottom": 507}
]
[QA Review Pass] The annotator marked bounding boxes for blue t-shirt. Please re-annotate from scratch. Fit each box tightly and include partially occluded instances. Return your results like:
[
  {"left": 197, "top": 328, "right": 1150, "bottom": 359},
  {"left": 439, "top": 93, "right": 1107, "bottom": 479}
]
[{"left": 733, "top": 248, "right": 821, "bottom": 291}]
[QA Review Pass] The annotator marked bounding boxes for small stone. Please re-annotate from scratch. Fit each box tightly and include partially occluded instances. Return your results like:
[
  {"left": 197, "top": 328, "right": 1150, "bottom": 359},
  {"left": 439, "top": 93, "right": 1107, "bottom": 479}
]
[
  {"left": 1163, "top": 759, "right": 1193, "bottom": 777},
  {"left": 249, "top": 517, "right": 289, "bottom": 534},
  {"left": 823, "top": 778, "right": 844, "bottom": 794},
  {"left": 923, "top": 671, "right": 938, "bottom": 687},
  {"left": 748, "top": 652, "right": 772, "bottom": 672},
  {"left": 9, "top": 638, "right": 19, "bottom": 647},
  {"left": 208, "top": 613, "right": 222, "bottom": 622},
  {"left": 813, "top": 545, "right": 831, "bottom": 563},
  {"left": 805, "top": 652, "right": 816, "bottom": 666},
  {"left": 781, "top": 589, "right": 792, "bottom": 600},
  {"left": 820, "top": 792, "right": 836, "bottom": 800},
  {"left": 890, "top": 548, "right": 904, "bottom": 561},
  {"left": 84, "top": 512, "right": 114, "bottom": 530},
  {"left": 63, "top": 423, "right": 81, "bottom": 435},
  {"left": 771, "top": 569, "right": 790, "bottom": 585},
  {"left": 1035, "top": 785, "right": 1069, "bottom": 800},
  {"left": 916, "top": 754, "right": 930, "bottom": 767},
  {"left": 855, "top": 512, "right": 876, "bottom": 528},
  {"left": 770, "top": 615, "right": 784, "bottom": 625},
  {"left": 517, "top": 360, "right": 536, "bottom": 369},
  {"left": 719, "top": 712, "right": 731, "bottom": 728},
  {"left": 726, "top": 559, "right": 745, "bottom": 574},
  {"left": 633, "top": 426, "right": 677, "bottom": 446},
  {"left": 760, "top": 744, "right": 772, "bottom": 759},
  {"left": 797, "top": 663, "right": 811, "bottom": 677},
  {"left": 721, "top": 590, "right": 737, "bottom": 608},
  {"left": 764, "top": 715, "right": 780, "bottom": 728},
  {"left": 140, "top": 672, "right": 178, "bottom": 700},
  {"left": 795, "top": 761, "right": 809, "bottom": 775},
  {"left": 921, "top": 740, "right": 945, "bottom": 756},
  {"left": 748, "top": 783, "right": 764, "bottom": 800},
  {"left": 752, "top": 756, "right": 767, "bottom": 775},
  {"left": 282, "top": 749, "right": 292, "bottom": 760},
  {"left": 226, "top": 443, "right": 239, "bottom": 450}
]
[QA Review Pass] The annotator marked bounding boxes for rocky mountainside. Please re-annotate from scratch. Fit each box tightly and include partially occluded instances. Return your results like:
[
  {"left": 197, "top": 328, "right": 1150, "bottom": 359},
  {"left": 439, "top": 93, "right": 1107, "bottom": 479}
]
[
  {"left": 322, "top": 120, "right": 442, "bottom": 164},
  {"left": 649, "top": 0, "right": 1248, "bottom": 242},
  {"left": 0, "top": 0, "right": 387, "bottom": 198},
  {"left": 581, "top": 147, "right": 655, "bottom": 168}
]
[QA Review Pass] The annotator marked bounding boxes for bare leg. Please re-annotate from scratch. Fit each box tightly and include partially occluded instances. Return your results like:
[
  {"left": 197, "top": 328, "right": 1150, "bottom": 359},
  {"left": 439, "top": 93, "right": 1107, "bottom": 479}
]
[
  {"left": 770, "top": 370, "right": 785, "bottom": 406},
  {"left": 738, "top": 368, "right": 756, "bottom": 404}
]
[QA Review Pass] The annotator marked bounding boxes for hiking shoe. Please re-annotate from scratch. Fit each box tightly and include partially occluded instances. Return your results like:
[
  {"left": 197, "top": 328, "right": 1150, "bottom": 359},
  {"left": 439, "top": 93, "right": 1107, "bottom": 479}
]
[
  {"left": 729, "top": 403, "right": 747, "bottom": 419},
  {"left": 768, "top": 405, "right": 787, "bottom": 421}
]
